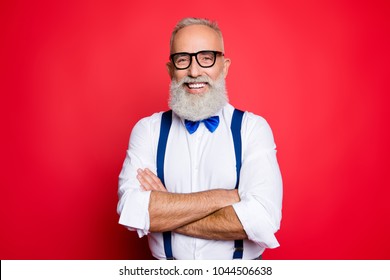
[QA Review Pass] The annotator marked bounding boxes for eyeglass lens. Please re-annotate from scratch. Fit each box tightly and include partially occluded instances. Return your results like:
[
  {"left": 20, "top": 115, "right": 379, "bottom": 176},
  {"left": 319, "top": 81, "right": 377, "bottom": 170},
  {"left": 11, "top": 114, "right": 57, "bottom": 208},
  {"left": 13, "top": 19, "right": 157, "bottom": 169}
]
[{"left": 173, "top": 51, "right": 216, "bottom": 69}]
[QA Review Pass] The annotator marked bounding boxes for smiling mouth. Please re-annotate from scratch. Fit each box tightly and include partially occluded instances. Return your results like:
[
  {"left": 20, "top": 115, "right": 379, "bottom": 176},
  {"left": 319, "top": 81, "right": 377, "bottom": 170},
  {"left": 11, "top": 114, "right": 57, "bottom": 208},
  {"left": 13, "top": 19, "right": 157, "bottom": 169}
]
[{"left": 186, "top": 82, "right": 208, "bottom": 89}]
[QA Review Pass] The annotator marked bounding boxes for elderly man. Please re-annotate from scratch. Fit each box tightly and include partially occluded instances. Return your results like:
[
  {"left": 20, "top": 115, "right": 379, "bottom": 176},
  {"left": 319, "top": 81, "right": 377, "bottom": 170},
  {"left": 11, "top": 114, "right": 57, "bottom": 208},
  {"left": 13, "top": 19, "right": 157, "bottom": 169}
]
[{"left": 117, "top": 17, "right": 283, "bottom": 260}]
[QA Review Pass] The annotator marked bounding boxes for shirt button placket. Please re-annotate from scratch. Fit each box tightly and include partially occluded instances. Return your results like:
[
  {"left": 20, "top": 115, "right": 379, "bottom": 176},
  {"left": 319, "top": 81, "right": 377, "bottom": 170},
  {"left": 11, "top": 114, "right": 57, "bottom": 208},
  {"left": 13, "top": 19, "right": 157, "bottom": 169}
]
[{"left": 192, "top": 131, "right": 201, "bottom": 191}]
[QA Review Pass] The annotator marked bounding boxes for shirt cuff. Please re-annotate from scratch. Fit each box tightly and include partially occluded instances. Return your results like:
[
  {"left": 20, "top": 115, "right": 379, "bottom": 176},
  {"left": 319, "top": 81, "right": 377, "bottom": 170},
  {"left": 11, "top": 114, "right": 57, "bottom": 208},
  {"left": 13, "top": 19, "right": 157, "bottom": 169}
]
[
  {"left": 118, "top": 189, "right": 151, "bottom": 235},
  {"left": 233, "top": 193, "right": 280, "bottom": 248}
]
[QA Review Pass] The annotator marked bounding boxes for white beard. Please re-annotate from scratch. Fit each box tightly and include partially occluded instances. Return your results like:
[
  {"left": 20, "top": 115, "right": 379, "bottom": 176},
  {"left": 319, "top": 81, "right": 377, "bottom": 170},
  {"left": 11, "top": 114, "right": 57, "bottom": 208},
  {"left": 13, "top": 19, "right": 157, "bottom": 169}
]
[{"left": 168, "top": 74, "right": 228, "bottom": 121}]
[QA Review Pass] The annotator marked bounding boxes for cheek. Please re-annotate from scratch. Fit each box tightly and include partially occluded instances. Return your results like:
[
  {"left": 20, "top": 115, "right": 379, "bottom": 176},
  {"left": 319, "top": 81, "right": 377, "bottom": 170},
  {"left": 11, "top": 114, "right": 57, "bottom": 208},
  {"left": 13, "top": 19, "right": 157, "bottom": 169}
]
[
  {"left": 173, "top": 71, "right": 186, "bottom": 82},
  {"left": 209, "top": 61, "right": 227, "bottom": 80},
  {"left": 208, "top": 68, "right": 224, "bottom": 81}
]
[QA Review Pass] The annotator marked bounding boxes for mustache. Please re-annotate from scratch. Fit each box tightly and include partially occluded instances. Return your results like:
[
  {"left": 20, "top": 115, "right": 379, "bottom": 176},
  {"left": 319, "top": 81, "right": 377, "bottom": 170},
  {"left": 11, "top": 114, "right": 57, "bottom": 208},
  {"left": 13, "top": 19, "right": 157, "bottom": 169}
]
[
  {"left": 177, "top": 76, "right": 214, "bottom": 86},
  {"left": 169, "top": 73, "right": 228, "bottom": 121}
]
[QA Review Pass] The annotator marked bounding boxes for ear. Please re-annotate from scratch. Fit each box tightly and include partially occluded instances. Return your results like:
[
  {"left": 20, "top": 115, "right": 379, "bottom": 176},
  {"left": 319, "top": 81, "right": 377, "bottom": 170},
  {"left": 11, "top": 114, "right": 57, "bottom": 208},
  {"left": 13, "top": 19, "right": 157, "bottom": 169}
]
[
  {"left": 222, "top": 57, "right": 231, "bottom": 78},
  {"left": 166, "top": 61, "right": 175, "bottom": 79}
]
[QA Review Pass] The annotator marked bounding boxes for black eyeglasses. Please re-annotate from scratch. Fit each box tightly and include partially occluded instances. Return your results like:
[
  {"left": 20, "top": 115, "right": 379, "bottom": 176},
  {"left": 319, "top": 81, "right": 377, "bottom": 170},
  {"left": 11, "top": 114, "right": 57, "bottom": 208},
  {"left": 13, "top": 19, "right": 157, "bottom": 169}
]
[{"left": 170, "top": 50, "right": 224, "bottom": 70}]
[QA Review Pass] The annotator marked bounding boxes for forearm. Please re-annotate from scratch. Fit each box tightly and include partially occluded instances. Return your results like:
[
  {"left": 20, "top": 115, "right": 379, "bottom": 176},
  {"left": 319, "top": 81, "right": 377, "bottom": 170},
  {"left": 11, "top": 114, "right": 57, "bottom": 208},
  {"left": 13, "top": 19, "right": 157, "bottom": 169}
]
[
  {"left": 174, "top": 206, "right": 248, "bottom": 240},
  {"left": 149, "top": 189, "right": 239, "bottom": 232}
]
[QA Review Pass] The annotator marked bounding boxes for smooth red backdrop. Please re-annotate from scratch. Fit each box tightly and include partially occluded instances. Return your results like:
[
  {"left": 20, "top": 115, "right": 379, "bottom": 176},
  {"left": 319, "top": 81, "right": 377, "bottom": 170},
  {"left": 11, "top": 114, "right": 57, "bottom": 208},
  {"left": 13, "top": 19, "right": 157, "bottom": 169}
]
[{"left": 1, "top": 0, "right": 389, "bottom": 259}]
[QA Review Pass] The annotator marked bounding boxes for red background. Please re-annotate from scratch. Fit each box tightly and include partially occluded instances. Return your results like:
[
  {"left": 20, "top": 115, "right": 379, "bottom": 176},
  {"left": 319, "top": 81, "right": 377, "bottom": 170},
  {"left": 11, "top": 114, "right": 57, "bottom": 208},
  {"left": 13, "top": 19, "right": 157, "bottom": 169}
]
[{"left": 1, "top": 0, "right": 389, "bottom": 259}]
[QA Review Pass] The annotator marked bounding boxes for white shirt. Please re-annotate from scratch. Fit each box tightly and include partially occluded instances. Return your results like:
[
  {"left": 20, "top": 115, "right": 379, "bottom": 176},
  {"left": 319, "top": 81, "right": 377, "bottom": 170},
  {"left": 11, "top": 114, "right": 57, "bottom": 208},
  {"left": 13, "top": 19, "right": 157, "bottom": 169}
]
[{"left": 117, "top": 104, "right": 283, "bottom": 259}]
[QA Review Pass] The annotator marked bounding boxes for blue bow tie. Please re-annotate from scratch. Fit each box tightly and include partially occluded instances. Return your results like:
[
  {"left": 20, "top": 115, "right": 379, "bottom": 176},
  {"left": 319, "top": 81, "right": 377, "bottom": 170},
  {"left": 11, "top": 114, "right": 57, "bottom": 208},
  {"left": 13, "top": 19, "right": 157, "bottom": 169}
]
[{"left": 185, "top": 116, "right": 220, "bottom": 134}]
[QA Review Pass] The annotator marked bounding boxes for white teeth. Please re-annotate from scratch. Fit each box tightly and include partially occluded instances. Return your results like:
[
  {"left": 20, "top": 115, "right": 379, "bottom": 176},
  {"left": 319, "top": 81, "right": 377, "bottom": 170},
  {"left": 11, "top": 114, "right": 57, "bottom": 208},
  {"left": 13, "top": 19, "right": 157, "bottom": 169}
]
[{"left": 188, "top": 83, "right": 206, "bottom": 89}]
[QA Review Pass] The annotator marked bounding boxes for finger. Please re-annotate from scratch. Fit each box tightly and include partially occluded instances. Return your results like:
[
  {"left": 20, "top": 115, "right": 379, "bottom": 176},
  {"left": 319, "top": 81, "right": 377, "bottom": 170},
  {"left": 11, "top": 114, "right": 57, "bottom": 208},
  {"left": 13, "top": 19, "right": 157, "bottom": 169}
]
[
  {"left": 137, "top": 168, "right": 156, "bottom": 190},
  {"left": 137, "top": 172, "right": 153, "bottom": 190},
  {"left": 144, "top": 168, "right": 166, "bottom": 191},
  {"left": 137, "top": 169, "right": 162, "bottom": 191}
]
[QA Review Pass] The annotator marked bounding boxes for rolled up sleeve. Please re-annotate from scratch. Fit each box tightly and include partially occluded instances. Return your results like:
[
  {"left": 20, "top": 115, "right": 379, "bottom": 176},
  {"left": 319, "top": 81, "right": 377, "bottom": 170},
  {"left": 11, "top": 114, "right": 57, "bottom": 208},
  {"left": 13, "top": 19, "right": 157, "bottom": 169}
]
[
  {"left": 232, "top": 113, "right": 283, "bottom": 248},
  {"left": 117, "top": 114, "right": 160, "bottom": 237}
]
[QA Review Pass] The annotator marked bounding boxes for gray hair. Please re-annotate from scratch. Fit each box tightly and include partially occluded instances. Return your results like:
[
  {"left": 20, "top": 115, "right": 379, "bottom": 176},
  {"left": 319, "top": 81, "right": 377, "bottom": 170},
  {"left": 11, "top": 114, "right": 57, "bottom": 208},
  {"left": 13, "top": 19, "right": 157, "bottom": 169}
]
[{"left": 169, "top": 17, "right": 224, "bottom": 53}]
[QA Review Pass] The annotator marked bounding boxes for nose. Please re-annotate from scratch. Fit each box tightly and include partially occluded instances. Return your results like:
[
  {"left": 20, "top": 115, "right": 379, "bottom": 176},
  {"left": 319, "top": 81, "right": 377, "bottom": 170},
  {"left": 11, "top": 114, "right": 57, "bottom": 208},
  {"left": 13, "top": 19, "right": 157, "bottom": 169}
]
[{"left": 187, "top": 56, "right": 202, "bottom": 77}]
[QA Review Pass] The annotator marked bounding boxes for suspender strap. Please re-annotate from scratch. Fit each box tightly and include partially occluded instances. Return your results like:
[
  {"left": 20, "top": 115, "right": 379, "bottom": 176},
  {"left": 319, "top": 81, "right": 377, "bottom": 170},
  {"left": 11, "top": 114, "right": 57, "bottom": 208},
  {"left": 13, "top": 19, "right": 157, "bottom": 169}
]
[
  {"left": 231, "top": 109, "right": 244, "bottom": 190},
  {"left": 157, "top": 110, "right": 172, "bottom": 187},
  {"left": 157, "top": 109, "right": 245, "bottom": 260},
  {"left": 231, "top": 109, "right": 244, "bottom": 259},
  {"left": 162, "top": 232, "right": 173, "bottom": 259},
  {"left": 156, "top": 110, "right": 174, "bottom": 259},
  {"left": 233, "top": 240, "right": 244, "bottom": 259}
]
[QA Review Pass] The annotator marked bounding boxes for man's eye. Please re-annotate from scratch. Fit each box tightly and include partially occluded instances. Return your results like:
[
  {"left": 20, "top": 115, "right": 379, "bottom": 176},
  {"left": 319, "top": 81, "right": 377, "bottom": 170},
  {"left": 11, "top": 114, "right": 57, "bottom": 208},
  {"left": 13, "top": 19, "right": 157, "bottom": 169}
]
[
  {"left": 177, "top": 58, "right": 187, "bottom": 63},
  {"left": 175, "top": 56, "right": 189, "bottom": 64},
  {"left": 201, "top": 56, "right": 213, "bottom": 61}
]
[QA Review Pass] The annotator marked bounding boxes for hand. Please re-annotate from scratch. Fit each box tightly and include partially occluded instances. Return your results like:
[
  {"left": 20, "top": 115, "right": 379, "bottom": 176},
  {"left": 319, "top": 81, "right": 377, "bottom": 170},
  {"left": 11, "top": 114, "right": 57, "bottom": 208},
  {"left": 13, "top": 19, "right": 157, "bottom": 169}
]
[{"left": 137, "top": 168, "right": 167, "bottom": 192}]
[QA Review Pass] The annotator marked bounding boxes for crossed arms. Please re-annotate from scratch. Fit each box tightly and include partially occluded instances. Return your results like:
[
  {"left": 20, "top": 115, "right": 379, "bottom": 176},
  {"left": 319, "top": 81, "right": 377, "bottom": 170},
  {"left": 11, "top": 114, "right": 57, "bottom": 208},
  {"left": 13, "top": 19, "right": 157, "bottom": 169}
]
[
  {"left": 117, "top": 113, "right": 282, "bottom": 246},
  {"left": 137, "top": 168, "right": 248, "bottom": 240}
]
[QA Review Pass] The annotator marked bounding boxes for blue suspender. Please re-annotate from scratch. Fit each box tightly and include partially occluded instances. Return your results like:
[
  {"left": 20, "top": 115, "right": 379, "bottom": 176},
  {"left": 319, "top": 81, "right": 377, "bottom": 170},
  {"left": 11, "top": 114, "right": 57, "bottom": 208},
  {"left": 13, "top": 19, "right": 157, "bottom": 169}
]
[
  {"left": 156, "top": 110, "right": 174, "bottom": 259},
  {"left": 231, "top": 109, "right": 244, "bottom": 259},
  {"left": 231, "top": 109, "right": 244, "bottom": 190},
  {"left": 157, "top": 110, "right": 172, "bottom": 189},
  {"left": 156, "top": 109, "right": 244, "bottom": 260}
]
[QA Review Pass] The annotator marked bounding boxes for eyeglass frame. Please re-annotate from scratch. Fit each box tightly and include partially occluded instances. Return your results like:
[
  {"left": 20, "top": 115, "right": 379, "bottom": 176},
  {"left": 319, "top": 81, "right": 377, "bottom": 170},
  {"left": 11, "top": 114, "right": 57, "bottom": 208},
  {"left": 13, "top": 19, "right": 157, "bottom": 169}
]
[{"left": 169, "top": 50, "right": 224, "bottom": 70}]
